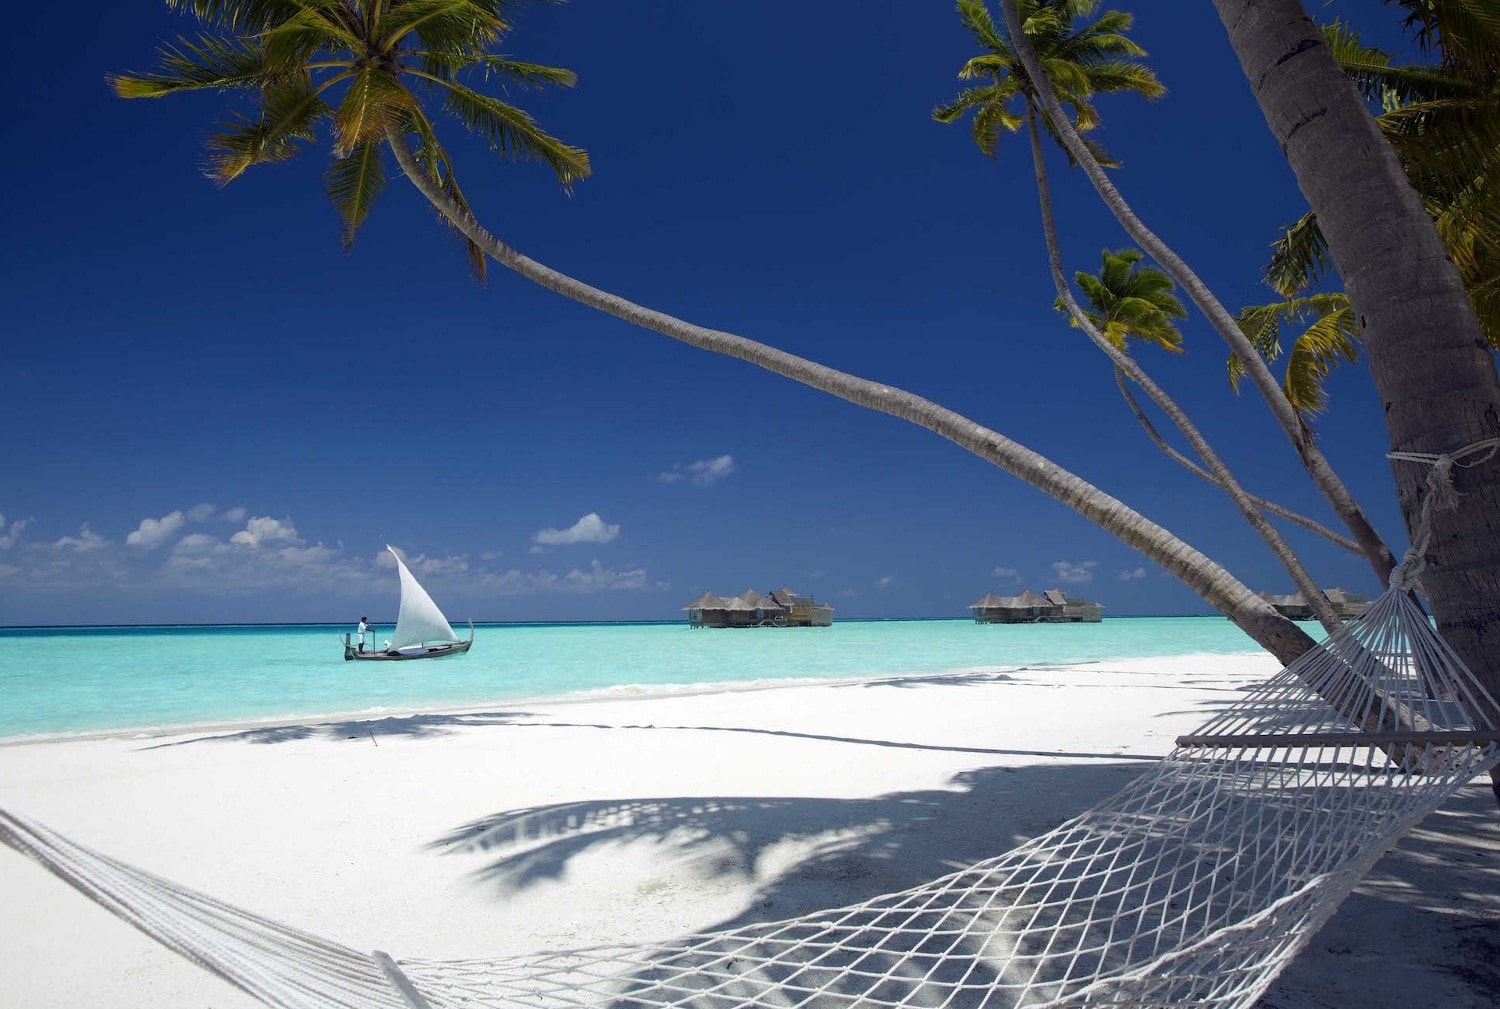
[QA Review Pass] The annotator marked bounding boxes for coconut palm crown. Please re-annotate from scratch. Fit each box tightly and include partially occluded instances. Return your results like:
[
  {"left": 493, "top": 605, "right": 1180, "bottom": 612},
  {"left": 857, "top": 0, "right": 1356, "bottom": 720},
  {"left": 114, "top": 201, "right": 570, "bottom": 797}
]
[
  {"left": 1059, "top": 247, "right": 1186, "bottom": 353},
  {"left": 109, "top": 0, "right": 590, "bottom": 279},
  {"left": 932, "top": 0, "right": 1164, "bottom": 167}
]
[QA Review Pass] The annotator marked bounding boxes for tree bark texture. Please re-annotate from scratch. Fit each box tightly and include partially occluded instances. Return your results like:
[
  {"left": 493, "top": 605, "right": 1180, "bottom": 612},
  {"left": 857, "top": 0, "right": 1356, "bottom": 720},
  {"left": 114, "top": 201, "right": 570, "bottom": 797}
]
[
  {"left": 386, "top": 134, "right": 1317, "bottom": 665},
  {"left": 1213, "top": 0, "right": 1500, "bottom": 718}
]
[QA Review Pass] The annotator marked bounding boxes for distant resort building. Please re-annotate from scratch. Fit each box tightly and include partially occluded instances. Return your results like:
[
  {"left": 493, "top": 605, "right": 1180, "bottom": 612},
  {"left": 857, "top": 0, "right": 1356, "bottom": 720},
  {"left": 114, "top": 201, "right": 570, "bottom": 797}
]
[
  {"left": 1259, "top": 587, "right": 1371, "bottom": 621},
  {"left": 969, "top": 588, "right": 1103, "bottom": 624},
  {"left": 684, "top": 587, "right": 834, "bottom": 628}
]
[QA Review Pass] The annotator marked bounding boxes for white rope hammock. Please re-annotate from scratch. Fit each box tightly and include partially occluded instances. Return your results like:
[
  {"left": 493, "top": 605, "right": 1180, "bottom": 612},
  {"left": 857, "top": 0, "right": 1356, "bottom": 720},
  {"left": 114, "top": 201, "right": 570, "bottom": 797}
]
[{"left": 4, "top": 446, "right": 1499, "bottom": 1009}]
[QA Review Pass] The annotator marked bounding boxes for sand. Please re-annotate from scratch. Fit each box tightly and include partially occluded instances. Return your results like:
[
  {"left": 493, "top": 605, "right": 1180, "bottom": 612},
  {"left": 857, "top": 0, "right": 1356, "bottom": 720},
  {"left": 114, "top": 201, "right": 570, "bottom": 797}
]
[{"left": 1, "top": 654, "right": 1496, "bottom": 1008}]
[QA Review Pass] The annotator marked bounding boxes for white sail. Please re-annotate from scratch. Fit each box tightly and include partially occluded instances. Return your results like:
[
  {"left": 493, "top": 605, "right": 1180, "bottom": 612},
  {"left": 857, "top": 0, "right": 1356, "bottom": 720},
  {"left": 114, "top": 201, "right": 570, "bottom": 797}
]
[{"left": 388, "top": 546, "right": 460, "bottom": 648}]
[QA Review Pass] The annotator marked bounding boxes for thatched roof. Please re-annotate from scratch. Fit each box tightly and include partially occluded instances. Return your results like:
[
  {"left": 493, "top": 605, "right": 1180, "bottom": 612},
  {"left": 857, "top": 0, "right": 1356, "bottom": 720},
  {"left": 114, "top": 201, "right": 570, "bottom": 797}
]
[
  {"left": 969, "top": 592, "right": 1008, "bottom": 609},
  {"left": 719, "top": 596, "right": 757, "bottom": 611},
  {"left": 1043, "top": 589, "right": 1068, "bottom": 607},
  {"left": 739, "top": 589, "right": 783, "bottom": 610},
  {"left": 1007, "top": 589, "right": 1055, "bottom": 608},
  {"left": 770, "top": 588, "right": 799, "bottom": 607},
  {"left": 682, "top": 592, "right": 727, "bottom": 610}
]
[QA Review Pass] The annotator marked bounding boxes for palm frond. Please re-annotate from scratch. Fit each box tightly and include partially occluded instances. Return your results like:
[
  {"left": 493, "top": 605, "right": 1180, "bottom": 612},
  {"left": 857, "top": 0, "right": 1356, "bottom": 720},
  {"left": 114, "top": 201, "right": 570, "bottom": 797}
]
[
  {"left": 206, "top": 78, "right": 334, "bottom": 181},
  {"left": 164, "top": 0, "right": 308, "bottom": 32},
  {"left": 1229, "top": 294, "right": 1358, "bottom": 415},
  {"left": 425, "top": 74, "right": 590, "bottom": 184},
  {"left": 382, "top": 0, "right": 508, "bottom": 55},
  {"left": 325, "top": 138, "right": 386, "bottom": 249},
  {"left": 1388, "top": 0, "right": 1500, "bottom": 74},
  {"left": 335, "top": 64, "right": 416, "bottom": 156},
  {"left": 404, "top": 110, "right": 488, "bottom": 281},
  {"left": 1282, "top": 304, "right": 1361, "bottom": 415},
  {"left": 109, "top": 34, "right": 268, "bottom": 97},
  {"left": 414, "top": 51, "right": 578, "bottom": 89},
  {"left": 1073, "top": 60, "right": 1165, "bottom": 101},
  {"left": 956, "top": 0, "right": 1009, "bottom": 54},
  {"left": 1264, "top": 212, "right": 1333, "bottom": 297},
  {"left": 260, "top": 5, "right": 359, "bottom": 76}
]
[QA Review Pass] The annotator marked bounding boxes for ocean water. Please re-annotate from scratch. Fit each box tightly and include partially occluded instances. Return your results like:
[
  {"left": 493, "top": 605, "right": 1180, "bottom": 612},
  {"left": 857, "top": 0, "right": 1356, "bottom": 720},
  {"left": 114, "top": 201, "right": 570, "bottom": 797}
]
[{"left": 0, "top": 617, "right": 1295, "bottom": 741}]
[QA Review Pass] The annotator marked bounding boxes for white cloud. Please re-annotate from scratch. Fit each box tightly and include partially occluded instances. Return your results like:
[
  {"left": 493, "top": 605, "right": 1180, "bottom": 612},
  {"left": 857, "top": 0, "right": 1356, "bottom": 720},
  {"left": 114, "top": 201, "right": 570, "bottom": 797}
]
[
  {"left": 126, "top": 510, "right": 186, "bottom": 551},
  {"left": 992, "top": 565, "right": 1021, "bottom": 582},
  {"left": 875, "top": 575, "right": 897, "bottom": 589},
  {"left": 0, "top": 513, "right": 29, "bottom": 550},
  {"left": 1051, "top": 560, "right": 1098, "bottom": 584},
  {"left": 563, "top": 560, "right": 651, "bottom": 592},
  {"left": 276, "top": 544, "right": 341, "bottom": 568},
  {"left": 231, "top": 516, "right": 302, "bottom": 549},
  {"left": 533, "top": 513, "right": 620, "bottom": 547},
  {"left": 1119, "top": 567, "right": 1148, "bottom": 581},
  {"left": 186, "top": 503, "right": 217, "bottom": 522},
  {"left": 53, "top": 525, "right": 108, "bottom": 552},
  {"left": 474, "top": 560, "right": 664, "bottom": 595},
  {"left": 221, "top": 506, "right": 247, "bottom": 523},
  {"left": 173, "top": 533, "right": 227, "bottom": 555},
  {"left": 409, "top": 552, "right": 471, "bottom": 577},
  {"left": 659, "top": 455, "right": 737, "bottom": 487}
]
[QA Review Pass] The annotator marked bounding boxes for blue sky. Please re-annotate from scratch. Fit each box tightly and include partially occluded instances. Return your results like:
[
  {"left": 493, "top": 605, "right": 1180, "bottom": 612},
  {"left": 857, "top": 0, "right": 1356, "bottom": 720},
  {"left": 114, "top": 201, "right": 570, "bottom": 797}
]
[{"left": 1, "top": 2, "right": 1421, "bottom": 625}]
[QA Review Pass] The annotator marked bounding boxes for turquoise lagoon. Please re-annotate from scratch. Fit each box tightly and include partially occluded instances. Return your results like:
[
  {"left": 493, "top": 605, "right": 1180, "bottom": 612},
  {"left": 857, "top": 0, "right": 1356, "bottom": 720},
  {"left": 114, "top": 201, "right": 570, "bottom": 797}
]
[{"left": 0, "top": 617, "right": 1297, "bottom": 741}]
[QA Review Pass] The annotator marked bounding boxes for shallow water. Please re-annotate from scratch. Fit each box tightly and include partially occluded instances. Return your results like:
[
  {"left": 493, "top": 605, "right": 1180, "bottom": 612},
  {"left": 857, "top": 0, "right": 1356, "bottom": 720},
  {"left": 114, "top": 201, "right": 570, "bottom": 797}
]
[{"left": 0, "top": 617, "right": 1300, "bottom": 740}]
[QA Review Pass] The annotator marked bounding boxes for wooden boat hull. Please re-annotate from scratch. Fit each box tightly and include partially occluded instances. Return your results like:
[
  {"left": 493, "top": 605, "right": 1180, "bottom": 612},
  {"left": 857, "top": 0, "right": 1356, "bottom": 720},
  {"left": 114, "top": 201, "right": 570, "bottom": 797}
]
[{"left": 343, "top": 625, "right": 474, "bottom": 661}]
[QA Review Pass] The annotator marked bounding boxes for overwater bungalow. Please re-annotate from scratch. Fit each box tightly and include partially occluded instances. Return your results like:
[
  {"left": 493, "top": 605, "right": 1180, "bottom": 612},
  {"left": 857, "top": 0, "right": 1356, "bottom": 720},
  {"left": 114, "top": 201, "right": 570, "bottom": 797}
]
[
  {"left": 970, "top": 588, "right": 1103, "bottom": 624},
  {"left": 1259, "top": 587, "right": 1370, "bottom": 621},
  {"left": 683, "top": 586, "right": 834, "bottom": 628}
]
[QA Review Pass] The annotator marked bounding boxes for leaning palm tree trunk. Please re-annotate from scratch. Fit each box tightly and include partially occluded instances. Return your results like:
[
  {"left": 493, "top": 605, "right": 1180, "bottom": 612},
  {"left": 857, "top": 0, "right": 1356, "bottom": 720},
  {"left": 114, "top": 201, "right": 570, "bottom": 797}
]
[
  {"left": 1211, "top": 0, "right": 1500, "bottom": 747},
  {"left": 1021, "top": 105, "right": 1345, "bottom": 633},
  {"left": 384, "top": 131, "right": 1315, "bottom": 664},
  {"left": 996, "top": 0, "right": 1397, "bottom": 584}
]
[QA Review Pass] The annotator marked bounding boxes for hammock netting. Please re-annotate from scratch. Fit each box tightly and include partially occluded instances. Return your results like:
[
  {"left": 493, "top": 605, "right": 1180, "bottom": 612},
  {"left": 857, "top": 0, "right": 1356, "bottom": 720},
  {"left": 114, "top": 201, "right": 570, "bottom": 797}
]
[{"left": 3, "top": 584, "right": 1498, "bottom": 1009}]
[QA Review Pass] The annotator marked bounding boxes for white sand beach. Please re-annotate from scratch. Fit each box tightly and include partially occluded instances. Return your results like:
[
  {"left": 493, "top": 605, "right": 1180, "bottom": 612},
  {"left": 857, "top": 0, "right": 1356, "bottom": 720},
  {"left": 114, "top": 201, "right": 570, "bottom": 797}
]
[{"left": 2, "top": 655, "right": 1496, "bottom": 1008}]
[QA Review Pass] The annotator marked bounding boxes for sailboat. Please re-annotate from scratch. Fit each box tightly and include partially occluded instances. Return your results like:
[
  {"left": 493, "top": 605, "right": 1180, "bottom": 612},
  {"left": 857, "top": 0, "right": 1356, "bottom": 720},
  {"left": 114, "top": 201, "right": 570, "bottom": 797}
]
[{"left": 343, "top": 546, "right": 474, "bottom": 661}]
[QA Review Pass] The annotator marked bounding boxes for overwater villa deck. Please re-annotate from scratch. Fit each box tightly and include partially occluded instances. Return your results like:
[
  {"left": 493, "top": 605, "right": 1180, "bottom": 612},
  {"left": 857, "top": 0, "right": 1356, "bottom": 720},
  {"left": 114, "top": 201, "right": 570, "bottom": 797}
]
[{"left": 684, "top": 587, "right": 834, "bottom": 628}]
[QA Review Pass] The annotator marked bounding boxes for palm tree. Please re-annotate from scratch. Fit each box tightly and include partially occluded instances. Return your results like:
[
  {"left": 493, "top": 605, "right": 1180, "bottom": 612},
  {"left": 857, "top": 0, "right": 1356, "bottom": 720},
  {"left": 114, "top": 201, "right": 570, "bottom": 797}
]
[
  {"left": 993, "top": 0, "right": 1399, "bottom": 582},
  {"left": 111, "top": 0, "right": 1326, "bottom": 661},
  {"left": 110, "top": 0, "right": 590, "bottom": 279},
  {"left": 939, "top": 1, "right": 1347, "bottom": 631},
  {"left": 1061, "top": 247, "right": 1185, "bottom": 353},
  {"left": 932, "top": 0, "right": 1164, "bottom": 167},
  {"left": 1206, "top": 0, "right": 1500, "bottom": 734}
]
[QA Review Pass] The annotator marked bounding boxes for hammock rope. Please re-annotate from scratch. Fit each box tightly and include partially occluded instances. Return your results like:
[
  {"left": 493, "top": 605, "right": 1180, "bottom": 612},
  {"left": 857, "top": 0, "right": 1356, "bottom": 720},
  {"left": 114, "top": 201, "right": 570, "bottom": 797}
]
[{"left": 5, "top": 440, "right": 1499, "bottom": 1009}]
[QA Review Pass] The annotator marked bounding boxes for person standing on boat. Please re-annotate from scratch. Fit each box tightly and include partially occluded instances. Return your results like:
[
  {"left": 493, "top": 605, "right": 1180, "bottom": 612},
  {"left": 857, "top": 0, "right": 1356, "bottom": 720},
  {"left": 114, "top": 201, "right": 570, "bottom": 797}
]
[{"left": 357, "top": 616, "right": 369, "bottom": 654}]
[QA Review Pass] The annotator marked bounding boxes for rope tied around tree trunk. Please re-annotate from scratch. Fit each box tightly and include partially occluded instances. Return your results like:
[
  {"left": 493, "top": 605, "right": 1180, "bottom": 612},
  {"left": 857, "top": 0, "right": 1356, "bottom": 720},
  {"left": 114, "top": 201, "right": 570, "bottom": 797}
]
[{"left": 1385, "top": 437, "right": 1500, "bottom": 590}]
